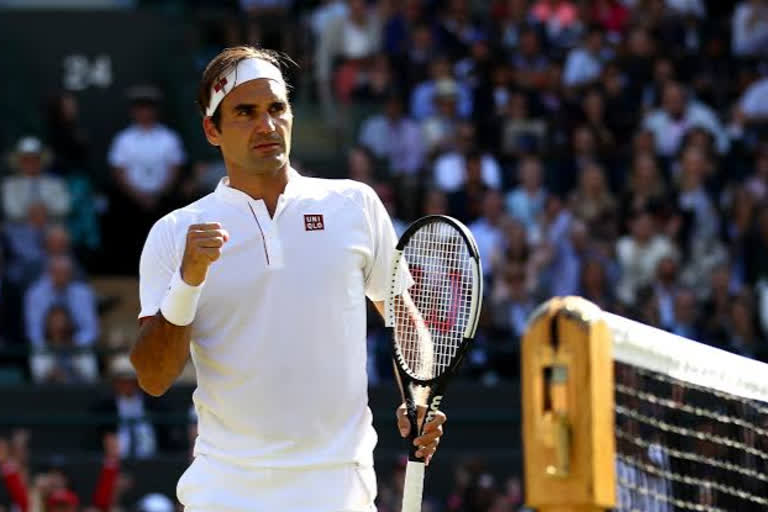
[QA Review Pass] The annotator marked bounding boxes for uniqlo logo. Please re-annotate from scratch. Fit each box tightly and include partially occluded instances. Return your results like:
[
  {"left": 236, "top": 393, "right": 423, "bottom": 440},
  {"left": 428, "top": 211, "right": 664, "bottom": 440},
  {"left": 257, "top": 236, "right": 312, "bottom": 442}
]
[{"left": 304, "top": 214, "right": 324, "bottom": 231}]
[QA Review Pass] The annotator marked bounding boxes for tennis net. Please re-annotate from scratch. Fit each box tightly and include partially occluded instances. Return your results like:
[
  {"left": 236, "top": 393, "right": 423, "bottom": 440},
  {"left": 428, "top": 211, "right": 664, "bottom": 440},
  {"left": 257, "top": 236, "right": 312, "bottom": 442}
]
[
  {"left": 521, "top": 298, "right": 768, "bottom": 512},
  {"left": 608, "top": 312, "right": 768, "bottom": 512}
]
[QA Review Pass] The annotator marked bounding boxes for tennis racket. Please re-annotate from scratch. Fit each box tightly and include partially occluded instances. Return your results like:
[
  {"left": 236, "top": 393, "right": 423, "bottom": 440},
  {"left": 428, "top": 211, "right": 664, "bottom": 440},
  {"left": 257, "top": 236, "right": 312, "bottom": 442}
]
[{"left": 384, "top": 215, "right": 483, "bottom": 512}]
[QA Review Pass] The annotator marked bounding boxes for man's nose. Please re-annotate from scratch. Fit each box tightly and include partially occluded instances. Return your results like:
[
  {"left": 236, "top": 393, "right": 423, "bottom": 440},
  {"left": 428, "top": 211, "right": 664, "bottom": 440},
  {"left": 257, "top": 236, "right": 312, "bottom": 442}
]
[{"left": 254, "top": 111, "right": 276, "bottom": 133}]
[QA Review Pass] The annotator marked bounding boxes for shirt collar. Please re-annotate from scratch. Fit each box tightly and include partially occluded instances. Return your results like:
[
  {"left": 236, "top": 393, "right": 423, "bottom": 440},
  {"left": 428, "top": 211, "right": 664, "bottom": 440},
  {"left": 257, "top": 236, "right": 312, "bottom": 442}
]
[{"left": 214, "top": 167, "right": 303, "bottom": 206}]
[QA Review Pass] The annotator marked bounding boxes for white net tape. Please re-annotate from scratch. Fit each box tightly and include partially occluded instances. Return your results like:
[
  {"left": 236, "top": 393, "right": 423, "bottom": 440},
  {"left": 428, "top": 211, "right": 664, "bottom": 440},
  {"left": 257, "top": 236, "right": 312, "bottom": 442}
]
[{"left": 607, "top": 313, "right": 768, "bottom": 511}]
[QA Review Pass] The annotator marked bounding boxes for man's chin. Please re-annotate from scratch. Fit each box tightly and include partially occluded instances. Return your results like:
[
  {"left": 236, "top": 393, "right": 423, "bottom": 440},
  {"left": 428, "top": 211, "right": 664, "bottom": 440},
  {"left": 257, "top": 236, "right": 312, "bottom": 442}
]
[{"left": 246, "top": 156, "right": 287, "bottom": 175}]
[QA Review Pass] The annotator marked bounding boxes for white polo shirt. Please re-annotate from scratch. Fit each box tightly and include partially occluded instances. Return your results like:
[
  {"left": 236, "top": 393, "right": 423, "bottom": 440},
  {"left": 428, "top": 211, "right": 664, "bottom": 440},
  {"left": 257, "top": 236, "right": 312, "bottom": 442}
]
[{"left": 138, "top": 170, "right": 397, "bottom": 468}]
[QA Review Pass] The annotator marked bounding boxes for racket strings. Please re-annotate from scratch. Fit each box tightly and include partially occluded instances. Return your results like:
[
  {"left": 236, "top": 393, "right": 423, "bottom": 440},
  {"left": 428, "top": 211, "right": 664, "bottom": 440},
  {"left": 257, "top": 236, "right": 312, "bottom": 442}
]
[{"left": 394, "top": 222, "right": 475, "bottom": 380}]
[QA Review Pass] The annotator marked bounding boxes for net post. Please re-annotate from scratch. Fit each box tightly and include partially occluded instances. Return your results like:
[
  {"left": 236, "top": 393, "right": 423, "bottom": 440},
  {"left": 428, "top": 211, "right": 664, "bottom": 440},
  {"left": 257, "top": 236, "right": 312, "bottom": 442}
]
[{"left": 521, "top": 296, "right": 615, "bottom": 512}]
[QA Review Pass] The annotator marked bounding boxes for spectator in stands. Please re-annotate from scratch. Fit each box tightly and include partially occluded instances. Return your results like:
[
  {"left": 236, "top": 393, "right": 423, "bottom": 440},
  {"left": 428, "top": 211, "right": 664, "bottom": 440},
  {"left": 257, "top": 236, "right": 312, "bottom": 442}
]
[
  {"left": 499, "top": 91, "right": 548, "bottom": 159},
  {"left": 2, "top": 136, "right": 70, "bottom": 223},
  {"left": 3, "top": 202, "right": 49, "bottom": 289},
  {"left": 619, "top": 152, "right": 671, "bottom": 227},
  {"left": 410, "top": 55, "right": 472, "bottom": 121},
  {"left": 563, "top": 25, "right": 609, "bottom": 89},
  {"left": 652, "top": 254, "right": 682, "bottom": 330},
  {"left": 396, "top": 23, "right": 439, "bottom": 91},
  {"left": 46, "top": 92, "right": 90, "bottom": 175},
  {"left": 422, "top": 78, "right": 465, "bottom": 155},
  {"left": 315, "top": 0, "right": 383, "bottom": 108},
  {"left": 351, "top": 53, "right": 398, "bottom": 103},
  {"left": 433, "top": 122, "right": 502, "bottom": 193},
  {"left": 643, "top": 81, "right": 729, "bottom": 157},
  {"left": 346, "top": 145, "right": 375, "bottom": 184},
  {"left": 106, "top": 85, "right": 185, "bottom": 274},
  {"left": 567, "top": 162, "right": 617, "bottom": 238},
  {"left": 508, "top": 28, "right": 550, "bottom": 92},
  {"left": 579, "top": 256, "right": 616, "bottom": 311},
  {"left": 725, "top": 292, "right": 767, "bottom": 360},
  {"left": 29, "top": 304, "right": 99, "bottom": 384},
  {"left": 469, "top": 190, "right": 507, "bottom": 279},
  {"left": 90, "top": 355, "right": 181, "bottom": 460},
  {"left": 447, "top": 151, "right": 489, "bottom": 224},
  {"left": 734, "top": 68, "right": 768, "bottom": 135},
  {"left": 554, "top": 125, "right": 601, "bottom": 195},
  {"left": 491, "top": 0, "right": 529, "bottom": 52},
  {"left": 5, "top": 220, "right": 84, "bottom": 293},
  {"left": 529, "top": 0, "right": 581, "bottom": 47},
  {"left": 381, "top": 0, "right": 426, "bottom": 60},
  {"left": 580, "top": 89, "right": 617, "bottom": 159},
  {"left": 422, "top": 189, "right": 449, "bottom": 216},
  {"left": 616, "top": 208, "right": 678, "bottom": 306},
  {"left": 702, "top": 262, "right": 739, "bottom": 347},
  {"left": 435, "top": 0, "right": 485, "bottom": 59},
  {"left": 490, "top": 259, "right": 536, "bottom": 343},
  {"left": 24, "top": 254, "right": 99, "bottom": 349},
  {"left": 675, "top": 146, "right": 720, "bottom": 258},
  {"left": 506, "top": 156, "right": 548, "bottom": 233},
  {"left": 358, "top": 93, "right": 425, "bottom": 176},
  {"left": 732, "top": 0, "right": 768, "bottom": 57}
]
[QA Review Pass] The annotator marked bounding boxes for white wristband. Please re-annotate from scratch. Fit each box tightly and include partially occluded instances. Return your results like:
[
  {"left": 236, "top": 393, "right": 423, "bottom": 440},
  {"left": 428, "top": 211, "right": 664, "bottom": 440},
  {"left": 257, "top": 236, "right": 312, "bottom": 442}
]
[{"left": 160, "top": 269, "right": 205, "bottom": 326}]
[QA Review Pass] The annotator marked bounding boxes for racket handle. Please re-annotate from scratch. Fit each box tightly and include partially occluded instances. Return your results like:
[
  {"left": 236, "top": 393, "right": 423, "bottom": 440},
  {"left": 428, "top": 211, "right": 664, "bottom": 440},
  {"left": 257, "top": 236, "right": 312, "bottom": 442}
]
[{"left": 400, "top": 460, "right": 425, "bottom": 512}]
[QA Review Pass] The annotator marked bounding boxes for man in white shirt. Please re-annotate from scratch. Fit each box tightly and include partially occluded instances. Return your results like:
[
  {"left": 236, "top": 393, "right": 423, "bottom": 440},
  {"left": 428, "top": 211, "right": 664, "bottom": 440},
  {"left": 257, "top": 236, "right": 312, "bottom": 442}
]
[
  {"left": 643, "top": 81, "right": 729, "bottom": 157},
  {"left": 106, "top": 86, "right": 185, "bottom": 274},
  {"left": 563, "top": 26, "right": 608, "bottom": 88},
  {"left": 2, "top": 137, "right": 70, "bottom": 223},
  {"left": 129, "top": 46, "right": 446, "bottom": 511}
]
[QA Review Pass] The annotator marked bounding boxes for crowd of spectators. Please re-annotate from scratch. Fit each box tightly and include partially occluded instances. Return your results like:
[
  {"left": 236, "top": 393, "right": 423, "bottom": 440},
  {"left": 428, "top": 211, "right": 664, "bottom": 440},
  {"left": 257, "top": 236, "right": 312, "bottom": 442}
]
[{"left": 2, "top": 0, "right": 768, "bottom": 510}]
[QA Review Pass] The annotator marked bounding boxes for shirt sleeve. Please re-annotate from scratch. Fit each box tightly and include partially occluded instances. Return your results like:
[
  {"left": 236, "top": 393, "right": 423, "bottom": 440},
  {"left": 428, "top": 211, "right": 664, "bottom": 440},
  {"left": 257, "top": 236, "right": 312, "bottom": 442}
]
[
  {"left": 107, "top": 132, "right": 128, "bottom": 168},
  {"left": 167, "top": 131, "right": 186, "bottom": 167},
  {"left": 139, "top": 216, "right": 180, "bottom": 319},
  {"left": 362, "top": 184, "right": 399, "bottom": 302}
]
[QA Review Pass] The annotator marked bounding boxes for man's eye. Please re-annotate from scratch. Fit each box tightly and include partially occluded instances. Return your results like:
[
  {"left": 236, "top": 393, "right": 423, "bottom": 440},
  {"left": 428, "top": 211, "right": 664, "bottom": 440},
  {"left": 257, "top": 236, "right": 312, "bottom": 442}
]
[
  {"left": 237, "top": 110, "right": 251, "bottom": 117},
  {"left": 270, "top": 104, "right": 286, "bottom": 113}
]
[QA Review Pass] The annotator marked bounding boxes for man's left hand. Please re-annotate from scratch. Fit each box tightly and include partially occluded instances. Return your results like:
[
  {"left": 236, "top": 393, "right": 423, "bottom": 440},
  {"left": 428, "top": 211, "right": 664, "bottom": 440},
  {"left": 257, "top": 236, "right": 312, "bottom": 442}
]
[{"left": 396, "top": 403, "right": 446, "bottom": 465}]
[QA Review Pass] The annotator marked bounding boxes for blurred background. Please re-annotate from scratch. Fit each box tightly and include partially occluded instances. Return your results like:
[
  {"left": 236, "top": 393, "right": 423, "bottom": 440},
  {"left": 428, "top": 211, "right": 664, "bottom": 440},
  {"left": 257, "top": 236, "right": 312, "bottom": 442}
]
[{"left": 0, "top": 0, "right": 767, "bottom": 510}]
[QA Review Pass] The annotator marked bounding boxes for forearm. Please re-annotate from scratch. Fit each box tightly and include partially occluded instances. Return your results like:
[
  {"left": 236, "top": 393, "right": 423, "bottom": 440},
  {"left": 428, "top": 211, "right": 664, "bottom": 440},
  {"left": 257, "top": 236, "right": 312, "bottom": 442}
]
[{"left": 129, "top": 314, "right": 191, "bottom": 396}]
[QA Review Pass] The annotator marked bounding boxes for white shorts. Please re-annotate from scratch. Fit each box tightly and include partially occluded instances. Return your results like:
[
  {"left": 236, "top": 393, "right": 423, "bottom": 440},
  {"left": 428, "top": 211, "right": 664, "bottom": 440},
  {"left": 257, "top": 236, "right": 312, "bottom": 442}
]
[{"left": 177, "top": 455, "right": 378, "bottom": 512}]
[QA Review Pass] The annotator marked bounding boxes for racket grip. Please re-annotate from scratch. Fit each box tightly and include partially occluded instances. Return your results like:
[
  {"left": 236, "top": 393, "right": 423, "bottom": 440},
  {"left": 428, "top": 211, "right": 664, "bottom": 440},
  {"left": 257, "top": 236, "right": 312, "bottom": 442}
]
[{"left": 400, "top": 460, "right": 425, "bottom": 512}]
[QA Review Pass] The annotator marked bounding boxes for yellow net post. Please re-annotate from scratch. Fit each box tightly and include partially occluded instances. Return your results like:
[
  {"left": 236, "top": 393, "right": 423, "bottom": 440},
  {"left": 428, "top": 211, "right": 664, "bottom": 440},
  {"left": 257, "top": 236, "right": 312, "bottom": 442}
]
[{"left": 521, "top": 297, "right": 616, "bottom": 512}]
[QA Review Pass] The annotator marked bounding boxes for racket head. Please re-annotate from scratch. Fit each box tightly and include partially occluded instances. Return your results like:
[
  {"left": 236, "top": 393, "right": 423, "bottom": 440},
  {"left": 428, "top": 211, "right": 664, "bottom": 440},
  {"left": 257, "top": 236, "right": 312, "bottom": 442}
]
[{"left": 385, "top": 215, "right": 483, "bottom": 386}]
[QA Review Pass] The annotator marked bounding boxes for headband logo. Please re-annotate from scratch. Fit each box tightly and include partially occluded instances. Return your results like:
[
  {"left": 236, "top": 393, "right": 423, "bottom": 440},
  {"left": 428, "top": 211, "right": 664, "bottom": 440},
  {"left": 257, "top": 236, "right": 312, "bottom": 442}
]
[{"left": 214, "top": 77, "right": 228, "bottom": 93}]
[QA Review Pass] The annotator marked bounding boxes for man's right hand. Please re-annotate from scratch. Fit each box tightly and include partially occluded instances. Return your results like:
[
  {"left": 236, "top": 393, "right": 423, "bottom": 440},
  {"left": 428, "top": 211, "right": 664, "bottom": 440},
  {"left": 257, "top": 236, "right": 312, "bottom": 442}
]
[{"left": 181, "top": 223, "right": 229, "bottom": 286}]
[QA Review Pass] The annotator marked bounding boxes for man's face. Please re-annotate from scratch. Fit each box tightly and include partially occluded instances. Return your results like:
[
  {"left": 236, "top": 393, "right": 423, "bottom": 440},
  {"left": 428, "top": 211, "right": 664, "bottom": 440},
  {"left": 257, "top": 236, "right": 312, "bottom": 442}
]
[
  {"left": 663, "top": 84, "right": 685, "bottom": 117},
  {"left": 50, "top": 259, "right": 73, "bottom": 288},
  {"left": 18, "top": 153, "right": 42, "bottom": 176},
  {"left": 131, "top": 103, "right": 157, "bottom": 126},
  {"left": 205, "top": 78, "right": 292, "bottom": 177}
]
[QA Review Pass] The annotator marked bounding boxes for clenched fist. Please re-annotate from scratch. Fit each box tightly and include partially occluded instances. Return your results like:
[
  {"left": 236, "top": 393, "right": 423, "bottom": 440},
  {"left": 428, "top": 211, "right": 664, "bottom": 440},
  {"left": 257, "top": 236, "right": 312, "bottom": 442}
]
[{"left": 181, "top": 223, "right": 229, "bottom": 286}]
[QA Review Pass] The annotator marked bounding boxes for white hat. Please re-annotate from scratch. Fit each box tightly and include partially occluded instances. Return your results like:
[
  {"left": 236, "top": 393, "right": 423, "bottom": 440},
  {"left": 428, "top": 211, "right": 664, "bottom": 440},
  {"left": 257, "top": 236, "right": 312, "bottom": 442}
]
[
  {"left": 136, "top": 493, "right": 174, "bottom": 512},
  {"left": 8, "top": 136, "right": 51, "bottom": 172},
  {"left": 16, "top": 136, "right": 43, "bottom": 155}
]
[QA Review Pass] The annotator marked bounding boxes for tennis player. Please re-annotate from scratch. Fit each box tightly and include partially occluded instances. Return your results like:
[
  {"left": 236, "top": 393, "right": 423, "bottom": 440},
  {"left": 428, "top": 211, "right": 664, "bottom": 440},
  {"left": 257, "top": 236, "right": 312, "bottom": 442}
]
[{"left": 129, "top": 46, "right": 446, "bottom": 511}]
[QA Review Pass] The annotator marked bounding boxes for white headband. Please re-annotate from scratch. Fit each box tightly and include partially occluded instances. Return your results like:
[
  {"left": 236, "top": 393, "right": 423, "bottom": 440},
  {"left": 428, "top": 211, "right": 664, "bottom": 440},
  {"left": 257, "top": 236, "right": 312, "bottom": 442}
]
[{"left": 205, "top": 58, "right": 285, "bottom": 117}]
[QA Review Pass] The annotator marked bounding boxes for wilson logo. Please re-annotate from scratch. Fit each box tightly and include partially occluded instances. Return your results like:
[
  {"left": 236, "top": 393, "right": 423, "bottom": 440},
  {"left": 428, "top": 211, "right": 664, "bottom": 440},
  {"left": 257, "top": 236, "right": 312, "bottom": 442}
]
[
  {"left": 426, "top": 395, "right": 443, "bottom": 424},
  {"left": 304, "top": 214, "right": 324, "bottom": 231}
]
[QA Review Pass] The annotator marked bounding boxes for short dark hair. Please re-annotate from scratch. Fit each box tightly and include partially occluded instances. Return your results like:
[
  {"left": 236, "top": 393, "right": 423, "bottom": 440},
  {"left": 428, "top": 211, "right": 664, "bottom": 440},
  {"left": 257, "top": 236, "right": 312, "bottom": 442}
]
[{"left": 197, "top": 46, "right": 295, "bottom": 130}]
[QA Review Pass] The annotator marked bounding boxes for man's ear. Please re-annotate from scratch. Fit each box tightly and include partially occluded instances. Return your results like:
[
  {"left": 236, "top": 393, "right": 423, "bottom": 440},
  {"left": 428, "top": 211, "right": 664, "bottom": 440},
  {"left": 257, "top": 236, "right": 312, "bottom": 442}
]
[{"left": 202, "top": 116, "right": 221, "bottom": 147}]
